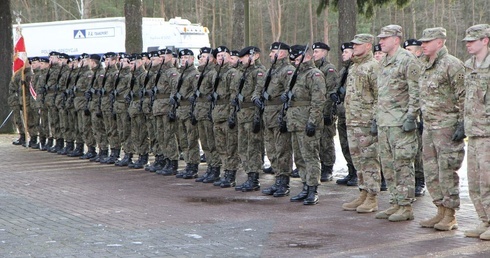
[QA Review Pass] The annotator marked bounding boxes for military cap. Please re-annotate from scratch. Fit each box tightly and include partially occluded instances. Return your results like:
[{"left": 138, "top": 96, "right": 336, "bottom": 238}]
[
  {"left": 289, "top": 45, "right": 308, "bottom": 60},
  {"left": 173, "top": 52, "right": 178, "bottom": 58},
  {"left": 30, "top": 57, "right": 40, "bottom": 62},
  {"left": 158, "top": 48, "right": 173, "bottom": 55},
  {"left": 340, "top": 42, "right": 353, "bottom": 51},
  {"left": 270, "top": 42, "right": 290, "bottom": 50},
  {"left": 351, "top": 34, "right": 375, "bottom": 44},
  {"left": 69, "top": 55, "right": 75, "bottom": 62},
  {"left": 462, "top": 24, "right": 490, "bottom": 41},
  {"left": 80, "top": 53, "right": 90, "bottom": 59},
  {"left": 312, "top": 42, "right": 330, "bottom": 51},
  {"left": 213, "top": 46, "right": 230, "bottom": 58},
  {"left": 39, "top": 57, "right": 49, "bottom": 63},
  {"left": 119, "top": 52, "right": 130, "bottom": 59},
  {"left": 149, "top": 51, "right": 160, "bottom": 58},
  {"left": 230, "top": 50, "right": 239, "bottom": 57},
  {"left": 89, "top": 54, "right": 101, "bottom": 61},
  {"left": 373, "top": 44, "right": 382, "bottom": 53},
  {"left": 238, "top": 46, "right": 260, "bottom": 57},
  {"left": 200, "top": 47, "right": 213, "bottom": 54},
  {"left": 179, "top": 49, "right": 194, "bottom": 58},
  {"left": 403, "top": 39, "right": 422, "bottom": 48},
  {"left": 377, "top": 25, "right": 403, "bottom": 38},
  {"left": 49, "top": 51, "right": 60, "bottom": 57},
  {"left": 58, "top": 53, "right": 70, "bottom": 59},
  {"left": 27, "top": 57, "right": 33, "bottom": 64},
  {"left": 141, "top": 52, "right": 150, "bottom": 58},
  {"left": 104, "top": 52, "right": 117, "bottom": 58},
  {"left": 419, "top": 27, "right": 447, "bottom": 42},
  {"left": 129, "top": 53, "right": 142, "bottom": 62}
]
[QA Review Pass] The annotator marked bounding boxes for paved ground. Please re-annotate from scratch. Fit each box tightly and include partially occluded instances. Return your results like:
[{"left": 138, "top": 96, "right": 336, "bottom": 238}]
[{"left": 1, "top": 134, "right": 489, "bottom": 258}]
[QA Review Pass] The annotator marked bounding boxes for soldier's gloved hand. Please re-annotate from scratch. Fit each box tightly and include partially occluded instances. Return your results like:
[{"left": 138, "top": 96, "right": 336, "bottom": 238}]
[
  {"left": 40, "top": 86, "right": 47, "bottom": 95},
  {"left": 84, "top": 91, "right": 92, "bottom": 99},
  {"left": 280, "top": 92, "right": 289, "bottom": 103},
  {"left": 324, "top": 115, "right": 333, "bottom": 126},
  {"left": 206, "top": 94, "right": 214, "bottom": 102},
  {"left": 402, "top": 114, "right": 417, "bottom": 132},
  {"left": 188, "top": 94, "right": 196, "bottom": 104},
  {"left": 330, "top": 92, "right": 340, "bottom": 104},
  {"left": 305, "top": 122, "right": 316, "bottom": 137},
  {"left": 228, "top": 116, "right": 236, "bottom": 129},
  {"left": 138, "top": 90, "right": 144, "bottom": 98},
  {"left": 451, "top": 121, "right": 465, "bottom": 141},
  {"left": 370, "top": 119, "right": 378, "bottom": 136},
  {"left": 253, "top": 98, "right": 264, "bottom": 109},
  {"left": 84, "top": 108, "right": 91, "bottom": 116},
  {"left": 125, "top": 94, "right": 132, "bottom": 103},
  {"left": 169, "top": 96, "right": 177, "bottom": 106},
  {"left": 231, "top": 98, "right": 239, "bottom": 107}
]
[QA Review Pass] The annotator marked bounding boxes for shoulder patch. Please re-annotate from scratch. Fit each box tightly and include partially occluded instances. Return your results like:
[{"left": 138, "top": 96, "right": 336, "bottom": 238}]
[
  {"left": 196, "top": 74, "right": 200, "bottom": 78},
  {"left": 287, "top": 70, "right": 293, "bottom": 75},
  {"left": 328, "top": 68, "right": 335, "bottom": 72},
  {"left": 314, "top": 73, "right": 321, "bottom": 76},
  {"left": 257, "top": 72, "right": 264, "bottom": 77},
  {"left": 171, "top": 73, "right": 177, "bottom": 76}
]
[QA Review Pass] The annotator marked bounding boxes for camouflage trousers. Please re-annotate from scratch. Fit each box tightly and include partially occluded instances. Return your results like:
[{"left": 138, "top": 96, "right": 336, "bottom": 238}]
[
  {"left": 162, "top": 117, "right": 179, "bottom": 161},
  {"left": 422, "top": 127, "right": 464, "bottom": 209},
  {"left": 63, "top": 107, "right": 75, "bottom": 142},
  {"left": 130, "top": 113, "right": 148, "bottom": 156},
  {"left": 347, "top": 126, "right": 380, "bottom": 194},
  {"left": 10, "top": 106, "right": 25, "bottom": 135},
  {"left": 336, "top": 104, "right": 355, "bottom": 168},
  {"left": 320, "top": 122, "right": 336, "bottom": 167},
  {"left": 58, "top": 108, "right": 68, "bottom": 140},
  {"left": 27, "top": 105, "right": 39, "bottom": 137},
  {"left": 115, "top": 112, "right": 131, "bottom": 153},
  {"left": 144, "top": 114, "right": 157, "bottom": 155},
  {"left": 102, "top": 111, "right": 119, "bottom": 149},
  {"left": 414, "top": 131, "right": 424, "bottom": 180},
  {"left": 68, "top": 109, "right": 82, "bottom": 144},
  {"left": 91, "top": 111, "right": 108, "bottom": 151},
  {"left": 77, "top": 109, "right": 95, "bottom": 147},
  {"left": 378, "top": 126, "right": 417, "bottom": 206},
  {"left": 292, "top": 130, "right": 321, "bottom": 187},
  {"left": 213, "top": 121, "right": 239, "bottom": 171},
  {"left": 38, "top": 106, "right": 50, "bottom": 139},
  {"left": 467, "top": 137, "right": 490, "bottom": 222},
  {"left": 264, "top": 127, "right": 292, "bottom": 177},
  {"left": 48, "top": 105, "right": 60, "bottom": 139},
  {"left": 179, "top": 118, "right": 200, "bottom": 164},
  {"left": 238, "top": 121, "right": 263, "bottom": 173},
  {"left": 198, "top": 119, "right": 220, "bottom": 167},
  {"left": 155, "top": 115, "right": 167, "bottom": 156}
]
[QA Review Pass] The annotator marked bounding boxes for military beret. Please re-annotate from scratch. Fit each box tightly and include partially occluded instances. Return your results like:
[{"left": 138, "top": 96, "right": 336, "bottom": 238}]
[
  {"left": 129, "top": 53, "right": 142, "bottom": 62},
  {"left": 230, "top": 50, "right": 239, "bottom": 57},
  {"left": 419, "top": 27, "right": 447, "bottom": 42},
  {"left": 340, "top": 42, "right": 353, "bottom": 52},
  {"left": 238, "top": 46, "right": 260, "bottom": 57},
  {"left": 270, "top": 42, "right": 290, "bottom": 50},
  {"left": 80, "top": 53, "right": 90, "bottom": 59},
  {"left": 58, "top": 53, "right": 70, "bottom": 59},
  {"left": 104, "top": 52, "right": 117, "bottom": 58},
  {"left": 377, "top": 24, "right": 403, "bottom": 38},
  {"left": 179, "top": 49, "right": 194, "bottom": 57},
  {"left": 149, "top": 51, "right": 160, "bottom": 58},
  {"left": 27, "top": 57, "right": 33, "bottom": 64},
  {"left": 289, "top": 45, "right": 308, "bottom": 60},
  {"left": 200, "top": 47, "right": 213, "bottom": 54},
  {"left": 30, "top": 57, "right": 40, "bottom": 62},
  {"left": 312, "top": 42, "right": 330, "bottom": 51},
  {"left": 462, "top": 24, "right": 490, "bottom": 41},
  {"left": 39, "top": 57, "right": 49, "bottom": 63},
  {"left": 140, "top": 52, "right": 150, "bottom": 58},
  {"left": 69, "top": 55, "right": 75, "bottom": 62},
  {"left": 90, "top": 54, "right": 101, "bottom": 61},
  {"left": 172, "top": 52, "right": 178, "bottom": 58},
  {"left": 373, "top": 44, "right": 382, "bottom": 53},
  {"left": 49, "top": 51, "right": 60, "bottom": 57},
  {"left": 119, "top": 53, "right": 130, "bottom": 59},
  {"left": 403, "top": 39, "right": 422, "bottom": 48},
  {"left": 351, "top": 34, "right": 375, "bottom": 44},
  {"left": 213, "top": 46, "right": 230, "bottom": 58},
  {"left": 158, "top": 48, "right": 173, "bottom": 55}
]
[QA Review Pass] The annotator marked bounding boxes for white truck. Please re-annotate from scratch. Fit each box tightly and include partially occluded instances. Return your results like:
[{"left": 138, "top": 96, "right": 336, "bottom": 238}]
[{"left": 12, "top": 17, "right": 210, "bottom": 58}]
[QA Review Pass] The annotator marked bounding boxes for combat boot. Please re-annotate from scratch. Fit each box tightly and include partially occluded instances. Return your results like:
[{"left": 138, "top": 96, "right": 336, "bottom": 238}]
[
  {"left": 236, "top": 172, "right": 260, "bottom": 192},
  {"left": 42, "top": 137, "right": 53, "bottom": 151},
  {"left": 160, "top": 160, "right": 178, "bottom": 176},
  {"left": 303, "top": 185, "right": 319, "bottom": 205},
  {"left": 203, "top": 167, "right": 220, "bottom": 183},
  {"left": 12, "top": 134, "right": 26, "bottom": 146},
  {"left": 346, "top": 173, "right": 358, "bottom": 186},
  {"left": 104, "top": 148, "right": 120, "bottom": 164},
  {"left": 388, "top": 205, "right": 414, "bottom": 222},
  {"left": 336, "top": 164, "right": 356, "bottom": 185},
  {"left": 434, "top": 207, "right": 458, "bottom": 231},
  {"left": 100, "top": 148, "right": 114, "bottom": 163},
  {"left": 92, "top": 149, "right": 108, "bottom": 162},
  {"left": 262, "top": 177, "right": 280, "bottom": 195},
  {"left": 290, "top": 183, "right": 308, "bottom": 202},
  {"left": 342, "top": 190, "right": 367, "bottom": 211},
  {"left": 415, "top": 177, "right": 426, "bottom": 197},
  {"left": 115, "top": 153, "right": 132, "bottom": 166},
  {"left": 375, "top": 204, "right": 400, "bottom": 219},
  {"left": 149, "top": 155, "right": 165, "bottom": 172},
  {"left": 176, "top": 163, "right": 191, "bottom": 178},
  {"left": 182, "top": 164, "right": 199, "bottom": 179},
  {"left": 29, "top": 136, "right": 39, "bottom": 149},
  {"left": 59, "top": 141, "right": 74, "bottom": 155},
  {"left": 131, "top": 154, "right": 149, "bottom": 169},
  {"left": 49, "top": 138, "right": 63, "bottom": 153},
  {"left": 419, "top": 205, "right": 445, "bottom": 228},
  {"left": 195, "top": 166, "right": 212, "bottom": 182},
  {"left": 479, "top": 227, "right": 490, "bottom": 241},
  {"left": 291, "top": 168, "right": 300, "bottom": 178},
  {"left": 320, "top": 164, "right": 333, "bottom": 182},
  {"left": 214, "top": 170, "right": 226, "bottom": 186},
  {"left": 465, "top": 222, "right": 489, "bottom": 238},
  {"left": 81, "top": 146, "right": 97, "bottom": 159},
  {"left": 273, "top": 175, "right": 290, "bottom": 197},
  {"left": 38, "top": 137, "right": 46, "bottom": 151},
  {"left": 220, "top": 170, "right": 237, "bottom": 188},
  {"left": 380, "top": 176, "right": 387, "bottom": 191},
  {"left": 68, "top": 143, "right": 84, "bottom": 157},
  {"left": 356, "top": 192, "right": 378, "bottom": 213}
]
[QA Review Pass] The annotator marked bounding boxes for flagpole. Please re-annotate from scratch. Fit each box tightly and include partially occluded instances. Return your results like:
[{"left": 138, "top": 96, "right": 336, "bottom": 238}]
[{"left": 15, "top": 12, "right": 29, "bottom": 147}]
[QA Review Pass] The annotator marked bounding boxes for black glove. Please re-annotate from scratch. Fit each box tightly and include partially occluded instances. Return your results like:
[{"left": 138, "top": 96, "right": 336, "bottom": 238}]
[
  {"left": 231, "top": 98, "right": 239, "bottom": 107},
  {"left": 95, "top": 111, "right": 103, "bottom": 118},
  {"left": 402, "top": 115, "right": 417, "bottom": 132},
  {"left": 125, "top": 94, "right": 132, "bottom": 103},
  {"left": 168, "top": 112, "right": 176, "bottom": 122},
  {"left": 280, "top": 92, "right": 289, "bottom": 103},
  {"left": 228, "top": 115, "right": 236, "bottom": 129},
  {"left": 253, "top": 98, "right": 264, "bottom": 109},
  {"left": 169, "top": 96, "right": 177, "bottom": 106},
  {"left": 40, "top": 86, "right": 47, "bottom": 95},
  {"left": 84, "top": 91, "right": 92, "bottom": 100},
  {"left": 207, "top": 94, "right": 214, "bottom": 102},
  {"left": 370, "top": 119, "right": 378, "bottom": 136},
  {"left": 252, "top": 114, "right": 261, "bottom": 133},
  {"left": 188, "top": 94, "right": 196, "bottom": 104},
  {"left": 324, "top": 115, "right": 333, "bottom": 126},
  {"left": 83, "top": 109, "right": 91, "bottom": 116},
  {"left": 451, "top": 121, "right": 465, "bottom": 141},
  {"left": 305, "top": 122, "right": 316, "bottom": 137},
  {"left": 138, "top": 90, "right": 145, "bottom": 98},
  {"left": 330, "top": 93, "right": 340, "bottom": 104}
]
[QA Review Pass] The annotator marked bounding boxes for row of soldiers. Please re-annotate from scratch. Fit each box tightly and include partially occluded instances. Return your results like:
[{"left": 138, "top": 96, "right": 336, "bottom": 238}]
[{"left": 8, "top": 41, "right": 345, "bottom": 206}]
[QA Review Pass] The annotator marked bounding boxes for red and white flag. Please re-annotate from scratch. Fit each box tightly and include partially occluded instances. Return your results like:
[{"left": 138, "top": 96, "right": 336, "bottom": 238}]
[{"left": 12, "top": 28, "right": 26, "bottom": 74}]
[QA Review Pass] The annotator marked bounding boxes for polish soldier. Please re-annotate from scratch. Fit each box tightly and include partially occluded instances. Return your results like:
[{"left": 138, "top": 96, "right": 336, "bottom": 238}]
[
  {"left": 54, "top": 53, "right": 71, "bottom": 153},
  {"left": 35, "top": 57, "right": 51, "bottom": 150},
  {"left": 44, "top": 51, "right": 63, "bottom": 152},
  {"left": 373, "top": 44, "right": 386, "bottom": 62},
  {"left": 67, "top": 54, "right": 88, "bottom": 157}
]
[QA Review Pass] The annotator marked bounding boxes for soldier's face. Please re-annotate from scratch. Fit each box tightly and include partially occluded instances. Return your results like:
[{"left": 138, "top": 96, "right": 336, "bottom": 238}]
[
  {"left": 216, "top": 52, "right": 229, "bottom": 65},
  {"left": 151, "top": 56, "right": 161, "bottom": 65},
  {"left": 312, "top": 49, "right": 327, "bottom": 61},
  {"left": 374, "top": 51, "right": 386, "bottom": 62},
  {"left": 180, "top": 55, "right": 194, "bottom": 67},
  {"left": 341, "top": 49, "right": 353, "bottom": 61},
  {"left": 405, "top": 46, "right": 422, "bottom": 57},
  {"left": 421, "top": 39, "right": 442, "bottom": 58},
  {"left": 379, "top": 36, "right": 399, "bottom": 54},
  {"left": 353, "top": 43, "right": 370, "bottom": 57},
  {"left": 465, "top": 38, "right": 489, "bottom": 55},
  {"left": 229, "top": 56, "right": 239, "bottom": 66}
]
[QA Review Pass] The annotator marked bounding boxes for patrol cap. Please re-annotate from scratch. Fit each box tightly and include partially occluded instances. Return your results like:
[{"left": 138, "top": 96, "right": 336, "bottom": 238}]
[
  {"left": 49, "top": 51, "right": 60, "bottom": 57},
  {"left": 80, "top": 53, "right": 90, "bottom": 59},
  {"left": 351, "top": 34, "right": 375, "bottom": 44},
  {"left": 377, "top": 25, "right": 403, "bottom": 38},
  {"left": 179, "top": 49, "right": 194, "bottom": 57},
  {"left": 119, "top": 52, "right": 130, "bottom": 59},
  {"left": 90, "top": 54, "right": 101, "bottom": 61},
  {"left": 158, "top": 48, "right": 173, "bottom": 55},
  {"left": 270, "top": 42, "right": 290, "bottom": 50},
  {"left": 238, "top": 46, "right": 260, "bottom": 57},
  {"left": 141, "top": 52, "right": 150, "bottom": 58},
  {"left": 373, "top": 44, "right": 382, "bottom": 53},
  {"left": 104, "top": 52, "right": 117, "bottom": 58},
  {"left": 200, "top": 47, "right": 213, "bottom": 54},
  {"left": 129, "top": 53, "right": 142, "bottom": 62},
  {"left": 213, "top": 46, "right": 230, "bottom": 58},
  {"left": 403, "top": 39, "right": 422, "bottom": 48},
  {"left": 289, "top": 45, "right": 308, "bottom": 60},
  {"left": 340, "top": 42, "right": 353, "bottom": 51},
  {"left": 462, "top": 24, "right": 490, "bottom": 41},
  {"left": 418, "top": 27, "right": 447, "bottom": 42},
  {"left": 39, "top": 57, "right": 49, "bottom": 63},
  {"left": 312, "top": 42, "right": 330, "bottom": 51}
]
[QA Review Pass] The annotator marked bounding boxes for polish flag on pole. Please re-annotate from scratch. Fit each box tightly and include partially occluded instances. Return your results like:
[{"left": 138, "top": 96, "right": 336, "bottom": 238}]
[{"left": 12, "top": 27, "right": 26, "bottom": 74}]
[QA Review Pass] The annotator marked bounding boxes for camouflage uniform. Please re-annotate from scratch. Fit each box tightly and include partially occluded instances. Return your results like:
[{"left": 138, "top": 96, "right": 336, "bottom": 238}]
[
  {"left": 89, "top": 64, "right": 109, "bottom": 158},
  {"left": 36, "top": 66, "right": 50, "bottom": 147},
  {"left": 72, "top": 64, "right": 93, "bottom": 150},
  {"left": 113, "top": 65, "right": 133, "bottom": 161},
  {"left": 101, "top": 63, "right": 121, "bottom": 161},
  {"left": 128, "top": 64, "right": 149, "bottom": 161},
  {"left": 8, "top": 70, "right": 28, "bottom": 140},
  {"left": 55, "top": 64, "right": 71, "bottom": 149},
  {"left": 44, "top": 62, "right": 62, "bottom": 145}
]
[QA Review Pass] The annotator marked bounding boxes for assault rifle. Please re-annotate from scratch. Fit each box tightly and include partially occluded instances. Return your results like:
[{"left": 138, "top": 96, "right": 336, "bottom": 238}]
[
  {"left": 190, "top": 56, "right": 210, "bottom": 125},
  {"left": 61, "top": 63, "right": 75, "bottom": 108},
  {"left": 259, "top": 48, "right": 279, "bottom": 114},
  {"left": 110, "top": 61, "right": 123, "bottom": 119},
  {"left": 149, "top": 60, "right": 166, "bottom": 113},
  {"left": 52, "top": 63, "right": 66, "bottom": 106},
  {"left": 127, "top": 62, "right": 137, "bottom": 104},
  {"left": 168, "top": 61, "right": 190, "bottom": 122},
  {"left": 228, "top": 49, "right": 254, "bottom": 129},
  {"left": 84, "top": 61, "right": 102, "bottom": 115},
  {"left": 95, "top": 62, "right": 109, "bottom": 117},
  {"left": 67, "top": 60, "right": 84, "bottom": 108},
  {"left": 41, "top": 63, "right": 53, "bottom": 104},
  {"left": 210, "top": 57, "right": 225, "bottom": 117},
  {"left": 139, "top": 61, "right": 153, "bottom": 112}
]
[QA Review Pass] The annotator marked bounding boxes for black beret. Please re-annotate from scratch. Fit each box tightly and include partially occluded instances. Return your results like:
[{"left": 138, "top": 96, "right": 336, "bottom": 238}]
[
  {"left": 104, "top": 52, "right": 117, "bottom": 58},
  {"left": 270, "top": 42, "right": 290, "bottom": 50},
  {"left": 238, "top": 46, "right": 260, "bottom": 57},
  {"left": 27, "top": 57, "right": 33, "bottom": 64},
  {"left": 90, "top": 54, "right": 101, "bottom": 61},
  {"left": 340, "top": 42, "right": 353, "bottom": 51},
  {"left": 230, "top": 50, "right": 239, "bottom": 57},
  {"left": 179, "top": 49, "right": 194, "bottom": 57},
  {"left": 373, "top": 44, "right": 382, "bottom": 52},
  {"left": 149, "top": 51, "right": 159, "bottom": 58},
  {"left": 213, "top": 46, "right": 230, "bottom": 58},
  {"left": 119, "top": 53, "right": 130, "bottom": 59},
  {"left": 59, "top": 53, "right": 70, "bottom": 59},
  {"left": 30, "top": 57, "right": 40, "bottom": 62},
  {"left": 49, "top": 51, "right": 60, "bottom": 57},
  {"left": 69, "top": 55, "right": 75, "bottom": 62},
  {"left": 129, "top": 53, "right": 142, "bottom": 62},
  {"left": 312, "top": 42, "right": 331, "bottom": 51},
  {"left": 172, "top": 52, "right": 178, "bottom": 58},
  {"left": 403, "top": 39, "right": 422, "bottom": 48},
  {"left": 289, "top": 45, "right": 308, "bottom": 60},
  {"left": 141, "top": 52, "right": 150, "bottom": 58},
  {"left": 158, "top": 48, "right": 173, "bottom": 55},
  {"left": 80, "top": 53, "right": 90, "bottom": 59},
  {"left": 39, "top": 57, "right": 49, "bottom": 63},
  {"left": 200, "top": 47, "right": 213, "bottom": 54}
]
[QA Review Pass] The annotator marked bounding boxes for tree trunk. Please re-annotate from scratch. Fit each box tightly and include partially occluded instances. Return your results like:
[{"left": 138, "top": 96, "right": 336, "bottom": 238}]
[
  {"left": 0, "top": 0, "right": 14, "bottom": 133},
  {"left": 232, "top": 0, "right": 245, "bottom": 49},
  {"left": 124, "top": 0, "right": 142, "bottom": 53},
  {"left": 337, "top": 0, "right": 356, "bottom": 66},
  {"left": 308, "top": 0, "right": 314, "bottom": 44}
]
